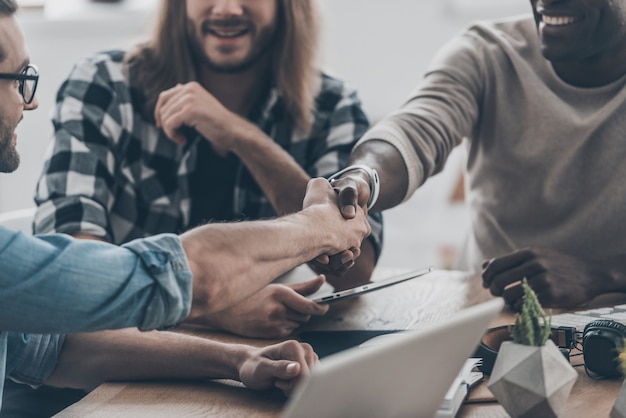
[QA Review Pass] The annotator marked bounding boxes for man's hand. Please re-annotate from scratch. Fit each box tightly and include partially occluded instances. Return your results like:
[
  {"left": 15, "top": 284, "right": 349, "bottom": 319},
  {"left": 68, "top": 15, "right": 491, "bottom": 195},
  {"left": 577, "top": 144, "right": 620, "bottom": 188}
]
[
  {"left": 238, "top": 340, "right": 318, "bottom": 396},
  {"left": 154, "top": 81, "right": 252, "bottom": 154},
  {"left": 309, "top": 173, "right": 370, "bottom": 271},
  {"left": 482, "top": 247, "right": 606, "bottom": 310},
  {"left": 180, "top": 178, "right": 369, "bottom": 321},
  {"left": 309, "top": 247, "right": 361, "bottom": 275},
  {"left": 330, "top": 172, "right": 372, "bottom": 220},
  {"left": 199, "top": 276, "right": 330, "bottom": 338},
  {"left": 302, "top": 178, "right": 371, "bottom": 258}
]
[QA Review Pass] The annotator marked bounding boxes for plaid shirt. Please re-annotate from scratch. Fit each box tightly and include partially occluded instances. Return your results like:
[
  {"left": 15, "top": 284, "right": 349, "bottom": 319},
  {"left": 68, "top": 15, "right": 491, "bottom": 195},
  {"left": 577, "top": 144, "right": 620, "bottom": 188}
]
[{"left": 34, "top": 50, "right": 383, "bottom": 258}]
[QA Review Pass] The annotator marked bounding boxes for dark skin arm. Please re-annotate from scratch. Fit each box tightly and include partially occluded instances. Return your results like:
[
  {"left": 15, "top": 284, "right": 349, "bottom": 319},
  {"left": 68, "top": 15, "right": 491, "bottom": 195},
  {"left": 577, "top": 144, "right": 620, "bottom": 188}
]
[
  {"left": 336, "top": 141, "right": 626, "bottom": 312},
  {"left": 332, "top": 140, "right": 409, "bottom": 219},
  {"left": 482, "top": 247, "right": 626, "bottom": 311}
]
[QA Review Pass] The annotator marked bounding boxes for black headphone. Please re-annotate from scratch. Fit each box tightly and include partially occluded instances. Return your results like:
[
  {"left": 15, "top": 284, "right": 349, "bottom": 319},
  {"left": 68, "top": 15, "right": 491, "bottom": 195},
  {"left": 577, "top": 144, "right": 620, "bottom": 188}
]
[{"left": 582, "top": 319, "right": 626, "bottom": 378}]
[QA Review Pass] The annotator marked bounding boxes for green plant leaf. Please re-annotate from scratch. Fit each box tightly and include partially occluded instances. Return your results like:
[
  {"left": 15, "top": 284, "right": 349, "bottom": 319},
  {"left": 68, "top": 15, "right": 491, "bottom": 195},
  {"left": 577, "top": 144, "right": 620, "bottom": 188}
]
[{"left": 510, "top": 278, "right": 551, "bottom": 346}]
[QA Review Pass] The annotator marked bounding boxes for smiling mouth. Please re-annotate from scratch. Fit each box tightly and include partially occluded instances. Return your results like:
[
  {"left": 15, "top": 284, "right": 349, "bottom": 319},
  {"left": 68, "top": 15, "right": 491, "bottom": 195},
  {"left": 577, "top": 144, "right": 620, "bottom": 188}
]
[
  {"left": 207, "top": 28, "right": 248, "bottom": 38},
  {"left": 201, "top": 20, "right": 250, "bottom": 39},
  {"left": 541, "top": 14, "right": 580, "bottom": 26}
]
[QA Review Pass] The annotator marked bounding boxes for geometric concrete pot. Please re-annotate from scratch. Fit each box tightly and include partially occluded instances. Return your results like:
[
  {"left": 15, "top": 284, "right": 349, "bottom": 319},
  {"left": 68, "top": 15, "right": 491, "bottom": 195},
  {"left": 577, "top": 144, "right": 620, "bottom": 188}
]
[
  {"left": 611, "top": 380, "right": 626, "bottom": 418},
  {"left": 488, "top": 340, "right": 577, "bottom": 418}
]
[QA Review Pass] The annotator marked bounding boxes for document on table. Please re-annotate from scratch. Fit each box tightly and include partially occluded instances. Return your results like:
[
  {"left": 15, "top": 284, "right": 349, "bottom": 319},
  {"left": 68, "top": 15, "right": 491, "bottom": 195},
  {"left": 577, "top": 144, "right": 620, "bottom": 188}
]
[{"left": 435, "top": 358, "right": 483, "bottom": 418}]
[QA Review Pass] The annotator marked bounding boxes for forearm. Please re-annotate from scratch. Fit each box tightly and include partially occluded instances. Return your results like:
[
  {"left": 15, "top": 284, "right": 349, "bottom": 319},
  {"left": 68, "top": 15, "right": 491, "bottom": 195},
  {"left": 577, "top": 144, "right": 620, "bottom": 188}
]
[
  {"left": 349, "top": 140, "right": 409, "bottom": 211},
  {"left": 45, "top": 329, "right": 248, "bottom": 388},
  {"left": 181, "top": 209, "right": 352, "bottom": 318},
  {"left": 232, "top": 124, "right": 310, "bottom": 215}
]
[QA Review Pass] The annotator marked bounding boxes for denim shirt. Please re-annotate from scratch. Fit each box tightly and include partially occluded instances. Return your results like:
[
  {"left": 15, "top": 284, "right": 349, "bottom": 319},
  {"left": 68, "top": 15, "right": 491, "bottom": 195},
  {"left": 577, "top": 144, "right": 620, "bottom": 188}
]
[{"left": 0, "top": 227, "right": 193, "bottom": 410}]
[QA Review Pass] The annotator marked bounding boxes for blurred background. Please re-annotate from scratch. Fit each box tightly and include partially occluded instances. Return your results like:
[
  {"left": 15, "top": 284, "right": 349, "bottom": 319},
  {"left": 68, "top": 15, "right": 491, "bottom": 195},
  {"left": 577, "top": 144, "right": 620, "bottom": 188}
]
[{"left": 3, "top": 0, "right": 529, "bottom": 269}]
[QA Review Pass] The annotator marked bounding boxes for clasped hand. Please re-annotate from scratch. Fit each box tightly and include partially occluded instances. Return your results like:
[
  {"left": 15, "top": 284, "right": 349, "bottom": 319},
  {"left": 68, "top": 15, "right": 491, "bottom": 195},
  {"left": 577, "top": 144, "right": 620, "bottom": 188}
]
[
  {"left": 154, "top": 81, "right": 250, "bottom": 155},
  {"left": 239, "top": 340, "right": 318, "bottom": 396},
  {"left": 310, "top": 173, "right": 372, "bottom": 274},
  {"left": 482, "top": 247, "right": 604, "bottom": 311}
]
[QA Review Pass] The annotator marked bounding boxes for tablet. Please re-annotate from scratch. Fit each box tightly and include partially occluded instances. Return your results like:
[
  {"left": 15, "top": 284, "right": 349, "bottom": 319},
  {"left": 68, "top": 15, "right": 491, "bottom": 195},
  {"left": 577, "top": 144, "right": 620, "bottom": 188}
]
[{"left": 309, "top": 266, "right": 435, "bottom": 303}]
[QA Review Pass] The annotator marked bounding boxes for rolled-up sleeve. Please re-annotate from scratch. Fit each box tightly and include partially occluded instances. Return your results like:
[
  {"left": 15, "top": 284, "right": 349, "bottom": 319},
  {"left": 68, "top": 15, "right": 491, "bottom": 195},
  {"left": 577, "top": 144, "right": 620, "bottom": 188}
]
[
  {"left": 0, "top": 228, "right": 192, "bottom": 334},
  {"left": 5, "top": 333, "right": 65, "bottom": 387},
  {"left": 122, "top": 235, "right": 193, "bottom": 330}
]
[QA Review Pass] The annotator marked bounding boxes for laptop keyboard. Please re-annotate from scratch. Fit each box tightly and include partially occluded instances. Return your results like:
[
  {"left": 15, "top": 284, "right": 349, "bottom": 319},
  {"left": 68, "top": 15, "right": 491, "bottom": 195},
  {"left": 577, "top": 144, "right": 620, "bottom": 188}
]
[{"left": 550, "top": 304, "right": 626, "bottom": 332}]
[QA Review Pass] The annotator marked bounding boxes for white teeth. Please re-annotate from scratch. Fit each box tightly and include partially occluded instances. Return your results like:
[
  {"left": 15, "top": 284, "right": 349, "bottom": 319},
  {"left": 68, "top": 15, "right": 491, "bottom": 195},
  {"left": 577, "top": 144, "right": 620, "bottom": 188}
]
[
  {"left": 542, "top": 15, "right": 576, "bottom": 26},
  {"left": 211, "top": 29, "right": 246, "bottom": 38}
]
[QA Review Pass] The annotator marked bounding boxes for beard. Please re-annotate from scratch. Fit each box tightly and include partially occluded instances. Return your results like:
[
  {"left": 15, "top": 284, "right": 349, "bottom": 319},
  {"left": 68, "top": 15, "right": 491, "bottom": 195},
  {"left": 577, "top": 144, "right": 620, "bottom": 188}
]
[
  {"left": 187, "top": 18, "right": 276, "bottom": 74},
  {"left": 0, "top": 117, "right": 20, "bottom": 173}
]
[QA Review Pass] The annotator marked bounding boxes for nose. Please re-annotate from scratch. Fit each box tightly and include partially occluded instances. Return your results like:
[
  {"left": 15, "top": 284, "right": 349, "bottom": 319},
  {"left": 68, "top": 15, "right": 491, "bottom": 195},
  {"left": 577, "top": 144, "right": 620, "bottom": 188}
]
[
  {"left": 212, "top": 0, "right": 244, "bottom": 16},
  {"left": 24, "top": 96, "right": 39, "bottom": 111}
]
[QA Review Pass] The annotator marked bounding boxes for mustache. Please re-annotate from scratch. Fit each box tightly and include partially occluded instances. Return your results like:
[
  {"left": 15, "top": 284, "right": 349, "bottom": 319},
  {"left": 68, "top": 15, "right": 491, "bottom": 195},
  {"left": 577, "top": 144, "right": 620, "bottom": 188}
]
[{"left": 201, "top": 18, "right": 251, "bottom": 33}]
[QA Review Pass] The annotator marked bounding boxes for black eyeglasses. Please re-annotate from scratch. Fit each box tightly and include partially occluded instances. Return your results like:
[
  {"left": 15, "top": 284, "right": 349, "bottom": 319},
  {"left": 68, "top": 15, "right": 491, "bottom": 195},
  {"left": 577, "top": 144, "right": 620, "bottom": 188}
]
[{"left": 0, "top": 64, "right": 39, "bottom": 104}]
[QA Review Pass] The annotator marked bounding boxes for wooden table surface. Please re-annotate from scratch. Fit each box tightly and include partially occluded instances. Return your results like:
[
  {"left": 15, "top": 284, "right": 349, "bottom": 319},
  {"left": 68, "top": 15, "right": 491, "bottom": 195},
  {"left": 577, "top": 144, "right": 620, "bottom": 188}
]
[{"left": 54, "top": 269, "right": 624, "bottom": 418}]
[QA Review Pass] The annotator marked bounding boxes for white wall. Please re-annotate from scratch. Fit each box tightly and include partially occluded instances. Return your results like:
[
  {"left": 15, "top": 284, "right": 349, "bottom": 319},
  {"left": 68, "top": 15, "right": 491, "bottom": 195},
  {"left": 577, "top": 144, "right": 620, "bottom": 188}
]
[{"left": 2, "top": 0, "right": 530, "bottom": 269}]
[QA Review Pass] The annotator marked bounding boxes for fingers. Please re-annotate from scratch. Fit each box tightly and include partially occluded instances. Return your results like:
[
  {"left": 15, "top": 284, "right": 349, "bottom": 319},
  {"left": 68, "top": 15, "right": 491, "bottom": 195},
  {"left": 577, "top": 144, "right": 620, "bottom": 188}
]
[
  {"left": 482, "top": 249, "right": 536, "bottom": 291},
  {"left": 314, "top": 254, "right": 330, "bottom": 265},
  {"left": 241, "top": 341, "right": 315, "bottom": 394},
  {"left": 304, "top": 177, "right": 370, "bottom": 257},
  {"left": 154, "top": 84, "right": 185, "bottom": 129},
  {"left": 333, "top": 174, "right": 371, "bottom": 219},
  {"left": 157, "top": 93, "right": 191, "bottom": 145},
  {"left": 288, "top": 275, "right": 326, "bottom": 296},
  {"left": 155, "top": 83, "right": 205, "bottom": 146},
  {"left": 482, "top": 249, "right": 550, "bottom": 310},
  {"left": 309, "top": 249, "right": 358, "bottom": 276},
  {"left": 276, "top": 284, "right": 329, "bottom": 316},
  {"left": 329, "top": 250, "right": 358, "bottom": 272},
  {"left": 501, "top": 281, "right": 524, "bottom": 308},
  {"left": 302, "top": 178, "right": 334, "bottom": 209},
  {"left": 277, "top": 341, "right": 318, "bottom": 374},
  {"left": 260, "top": 340, "right": 318, "bottom": 395},
  {"left": 336, "top": 184, "right": 358, "bottom": 219}
]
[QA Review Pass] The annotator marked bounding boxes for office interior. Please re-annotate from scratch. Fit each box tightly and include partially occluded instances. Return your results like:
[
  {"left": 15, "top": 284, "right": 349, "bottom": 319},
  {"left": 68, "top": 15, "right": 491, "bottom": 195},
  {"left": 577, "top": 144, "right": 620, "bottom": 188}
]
[{"left": 1, "top": 0, "right": 529, "bottom": 270}]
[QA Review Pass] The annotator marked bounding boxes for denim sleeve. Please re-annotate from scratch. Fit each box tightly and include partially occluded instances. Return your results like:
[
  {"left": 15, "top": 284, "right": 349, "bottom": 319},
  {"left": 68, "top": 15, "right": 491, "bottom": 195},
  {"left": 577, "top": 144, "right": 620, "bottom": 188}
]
[
  {"left": 5, "top": 333, "right": 65, "bottom": 387},
  {"left": 0, "top": 228, "right": 192, "bottom": 333}
]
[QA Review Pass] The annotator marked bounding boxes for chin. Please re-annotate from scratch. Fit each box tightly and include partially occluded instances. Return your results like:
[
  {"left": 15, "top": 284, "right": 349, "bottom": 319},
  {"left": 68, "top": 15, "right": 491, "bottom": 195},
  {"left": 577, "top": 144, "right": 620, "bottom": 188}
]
[{"left": 540, "top": 43, "right": 579, "bottom": 63}]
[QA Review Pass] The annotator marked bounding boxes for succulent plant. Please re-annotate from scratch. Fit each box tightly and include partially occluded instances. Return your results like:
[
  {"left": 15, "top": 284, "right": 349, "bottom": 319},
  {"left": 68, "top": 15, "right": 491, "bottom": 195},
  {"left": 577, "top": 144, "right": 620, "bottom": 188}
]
[{"left": 510, "top": 278, "right": 552, "bottom": 346}]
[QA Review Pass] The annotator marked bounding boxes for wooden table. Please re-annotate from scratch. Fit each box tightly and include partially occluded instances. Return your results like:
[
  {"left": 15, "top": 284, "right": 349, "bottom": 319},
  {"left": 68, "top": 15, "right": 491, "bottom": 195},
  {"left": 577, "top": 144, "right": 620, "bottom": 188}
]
[{"left": 54, "top": 269, "right": 623, "bottom": 417}]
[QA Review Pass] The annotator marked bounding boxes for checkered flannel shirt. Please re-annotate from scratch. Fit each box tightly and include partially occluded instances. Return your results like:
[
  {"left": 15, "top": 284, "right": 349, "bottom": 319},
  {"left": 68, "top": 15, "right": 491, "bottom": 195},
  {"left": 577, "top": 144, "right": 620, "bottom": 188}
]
[{"left": 34, "top": 50, "right": 383, "bottom": 258}]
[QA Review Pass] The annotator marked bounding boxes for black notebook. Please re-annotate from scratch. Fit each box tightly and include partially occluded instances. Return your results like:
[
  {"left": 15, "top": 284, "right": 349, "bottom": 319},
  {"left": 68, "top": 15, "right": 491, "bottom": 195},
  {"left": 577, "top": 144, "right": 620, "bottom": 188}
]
[{"left": 298, "top": 330, "right": 402, "bottom": 358}]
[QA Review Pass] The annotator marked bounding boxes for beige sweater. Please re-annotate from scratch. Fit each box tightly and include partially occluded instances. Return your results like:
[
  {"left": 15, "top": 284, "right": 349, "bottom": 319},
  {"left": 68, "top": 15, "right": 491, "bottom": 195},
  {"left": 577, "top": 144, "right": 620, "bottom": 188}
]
[{"left": 359, "top": 15, "right": 626, "bottom": 271}]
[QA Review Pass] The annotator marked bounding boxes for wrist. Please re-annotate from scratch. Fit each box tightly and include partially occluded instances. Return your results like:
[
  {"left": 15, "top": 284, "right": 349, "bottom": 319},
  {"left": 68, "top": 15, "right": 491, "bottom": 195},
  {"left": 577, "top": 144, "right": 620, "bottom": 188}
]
[
  {"left": 328, "top": 164, "right": 380, "bottom": 210},
  {"left": 231, "top": 345, "right": 254, "bottom": 382},
  {"left": 228, "top": 119, "right": 263, "bottom": 155}
]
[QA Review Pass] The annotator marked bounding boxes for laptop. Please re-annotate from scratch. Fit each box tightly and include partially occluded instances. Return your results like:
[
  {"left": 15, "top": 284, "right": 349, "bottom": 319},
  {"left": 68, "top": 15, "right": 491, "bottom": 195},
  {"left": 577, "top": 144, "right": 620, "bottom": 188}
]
[{"left": 282, "top": 298, "right": 504, "bottom": 418}]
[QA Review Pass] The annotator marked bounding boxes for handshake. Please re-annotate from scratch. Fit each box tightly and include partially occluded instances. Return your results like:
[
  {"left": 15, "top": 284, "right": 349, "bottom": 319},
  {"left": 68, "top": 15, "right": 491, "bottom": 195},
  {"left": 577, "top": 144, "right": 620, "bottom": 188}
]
[
  {"left": 310, "top": 165, "right": 380, "bottom": 275},
  {"left": 181, "top": 175, "right": 373, "bottom": 324}
]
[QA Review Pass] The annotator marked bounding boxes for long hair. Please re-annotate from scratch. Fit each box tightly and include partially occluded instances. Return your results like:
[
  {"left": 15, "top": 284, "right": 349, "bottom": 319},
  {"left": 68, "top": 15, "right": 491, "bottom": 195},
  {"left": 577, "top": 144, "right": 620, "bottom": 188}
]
[
  {"left": 0, "top": 0, "right": 16, "bottom": 15},
  {"left": 124, "top": 0, "right": 320, "bottom": 132}
]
